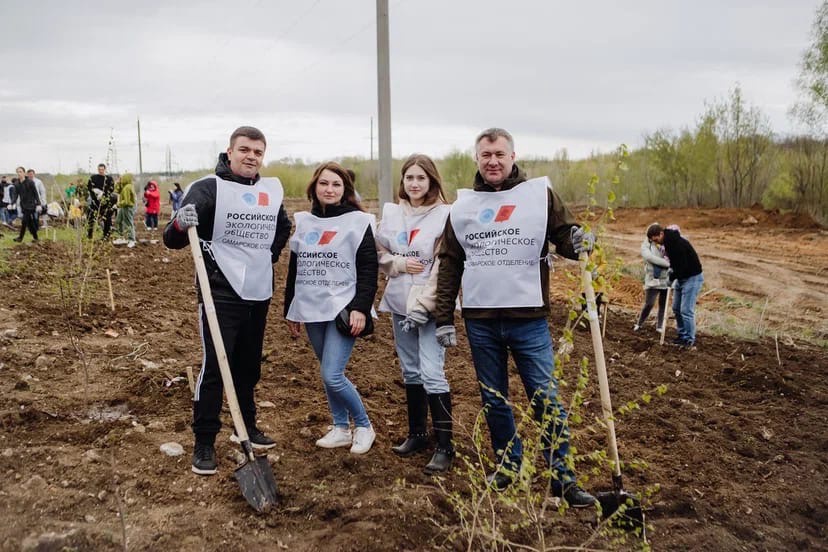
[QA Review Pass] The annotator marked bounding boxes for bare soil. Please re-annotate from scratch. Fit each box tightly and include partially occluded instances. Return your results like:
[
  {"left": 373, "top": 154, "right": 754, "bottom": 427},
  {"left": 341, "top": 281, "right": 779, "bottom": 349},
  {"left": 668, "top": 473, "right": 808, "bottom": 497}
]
[{"left": 0, "top": 207, "right": 826, "bottom": 551}]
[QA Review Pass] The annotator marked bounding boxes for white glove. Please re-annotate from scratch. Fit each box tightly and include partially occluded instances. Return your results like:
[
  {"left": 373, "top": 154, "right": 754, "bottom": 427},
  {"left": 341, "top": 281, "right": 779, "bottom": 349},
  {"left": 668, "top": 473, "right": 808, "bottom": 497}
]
[
  {"left": 399, "top": 309, "right": 429, "bottom": 333},
  {"left": 435, "top": 325, "right": 457, "bottom": 348},
  {"left": 571, "top": 226, "right": 595, "bottom": 254},
  {"left": 35, "top": 205, "right": 42, "bottom": 214},
  {"left": 173, "top": 204, "right": 198, "bottom": 231}
]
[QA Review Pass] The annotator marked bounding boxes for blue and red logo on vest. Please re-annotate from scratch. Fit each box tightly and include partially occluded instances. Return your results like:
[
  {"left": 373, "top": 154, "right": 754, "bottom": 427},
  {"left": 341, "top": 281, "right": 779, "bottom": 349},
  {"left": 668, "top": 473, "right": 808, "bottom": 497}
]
[
  {"left": 478, "top": 205, "right": 516, "bottom": 223},
  {"left": 396, "top": 229, "right": 420, "bottom": 246},
  {"left": 304, "top": 230, "right": 338, "bottom": 245},
  {"left": 242, "top": 192, "right": 270, "bottom": 207}
]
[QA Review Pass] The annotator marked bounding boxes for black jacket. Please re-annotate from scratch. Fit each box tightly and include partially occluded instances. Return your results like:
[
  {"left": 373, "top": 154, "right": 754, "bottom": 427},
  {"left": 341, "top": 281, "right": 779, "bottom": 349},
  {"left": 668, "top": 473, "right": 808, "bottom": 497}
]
[
  {"left": 434, "top": 165, "right": 580, "bottom": 327},
  {"left": 162, "top": 153, "right": 292, "bottom": 303},
  {"left": 16, "top": 177, "right": 40, "bottom": 211},
  {"left": 87, "top": 174, "right": 115, "bottom": 208},
  {"left": 284, "top": 202, "right": 378, "bottom": 318},
  {"left": 663, "top": 229, "right": 702, "bottom": 280}
]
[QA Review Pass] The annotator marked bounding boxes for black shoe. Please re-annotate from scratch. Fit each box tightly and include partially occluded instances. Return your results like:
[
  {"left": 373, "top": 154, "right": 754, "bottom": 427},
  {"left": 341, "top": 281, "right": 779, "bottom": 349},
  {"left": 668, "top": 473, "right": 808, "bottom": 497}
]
[
  {"left": 12, "top": 237, "right": 22, "bottom": 242},
  {"left": 424, "top": 392, "right": 455, "bottom": 474},
  {"left": 231, "top": 427, "right": 276, "bottom": 450},
  {"left": 423, "top": 447, "right": 455, "bottom": 475},
  {"left": 392, "top": 384, "right": 429, "bottom": 456},
  {"left": 191, "top": 442, "right": 217, "bottom": 475},
  {"left": 486, "top": 471, "right": 514, "bottom": 492},
  {"left": 552, "top": 482, "right": 597, "bottom": 508},
  {"left": 391, "top": 433, "right": 429, "bottom": 457}
]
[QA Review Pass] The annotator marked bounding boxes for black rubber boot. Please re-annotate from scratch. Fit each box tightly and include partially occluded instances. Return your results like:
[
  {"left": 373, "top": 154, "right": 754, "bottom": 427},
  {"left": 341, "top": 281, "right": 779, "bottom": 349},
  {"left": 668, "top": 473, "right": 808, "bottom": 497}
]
[
  {"left": 391, "top": 384, "right": 430, "bottom": 457},
  {"left": 424, "top": 392, "right": 454, "bottom": 474}
]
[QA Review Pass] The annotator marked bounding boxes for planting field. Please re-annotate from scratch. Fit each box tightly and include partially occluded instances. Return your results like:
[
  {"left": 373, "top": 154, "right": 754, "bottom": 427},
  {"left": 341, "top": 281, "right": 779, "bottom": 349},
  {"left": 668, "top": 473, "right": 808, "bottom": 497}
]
[{"left": 0, "top": 206, "right": 826, "bottom": 551}]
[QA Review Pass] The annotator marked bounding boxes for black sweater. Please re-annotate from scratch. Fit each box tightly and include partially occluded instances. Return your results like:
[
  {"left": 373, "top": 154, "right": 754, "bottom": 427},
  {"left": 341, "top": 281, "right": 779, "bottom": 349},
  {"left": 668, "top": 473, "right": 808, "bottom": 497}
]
[
  {"left": 284, "top": 202, "right": 378, "bottom": 318},
  {"left": 663, "top": 229, "right": 702, "bottom": 280},
  {"left": 163, "top": 153, "right": 292, "bottom": 303},
  {"left": 16, "top": 178, "right": 40, "bottom": 211}
]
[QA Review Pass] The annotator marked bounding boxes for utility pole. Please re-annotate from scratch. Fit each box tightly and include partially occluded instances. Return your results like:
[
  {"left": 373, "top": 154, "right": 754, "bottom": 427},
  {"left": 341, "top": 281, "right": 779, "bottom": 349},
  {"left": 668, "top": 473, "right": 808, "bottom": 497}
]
[
  {"left": 137, "top": 117, "right": 144, "bottom": 177},
  {"left": 376, "top": 0, "right": 392, "bottom": 206},
  {"left": 370, "top": 116, "right": 374, "bottom": 162}
]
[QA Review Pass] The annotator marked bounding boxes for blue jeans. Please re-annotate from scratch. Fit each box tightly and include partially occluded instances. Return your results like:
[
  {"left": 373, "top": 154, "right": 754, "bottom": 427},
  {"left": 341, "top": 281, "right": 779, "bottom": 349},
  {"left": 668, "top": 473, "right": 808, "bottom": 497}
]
[
  {"left": 391, "top": 314, "right": 449, "bottom": 394},
  {"left": 672, "top": 273, "right": 704, "bottom": 343},
  {"left": 305, "top": 321, "right": 371, "bottom": 429},
  {"left": 464, "top": 317, "right": 574, "bottom": 483}
]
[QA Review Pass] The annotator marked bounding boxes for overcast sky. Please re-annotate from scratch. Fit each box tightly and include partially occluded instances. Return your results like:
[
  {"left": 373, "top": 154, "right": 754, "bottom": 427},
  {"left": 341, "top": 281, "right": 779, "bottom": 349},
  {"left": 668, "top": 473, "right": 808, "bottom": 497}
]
[{"left": 0, "top": 0, "right": 821, "bottom": 175}]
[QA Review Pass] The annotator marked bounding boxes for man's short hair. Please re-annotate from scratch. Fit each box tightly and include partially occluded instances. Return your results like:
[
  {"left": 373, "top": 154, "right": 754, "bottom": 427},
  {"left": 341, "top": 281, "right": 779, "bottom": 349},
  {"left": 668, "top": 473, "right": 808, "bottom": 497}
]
[
  {"left": 229, "top": 126, "right": 267, "bottom": 148},
  {"left": 26, "top": 169, "right": 35, "bottom": 174},
  {"left": 646, "top": 223, "right": 663, "bottom": 239},
  {"left": 98, "top": 163, "right": 106, "bottom": 169},
  {"left": 475, "top": 128, "right": 514, "bottom": 151}
]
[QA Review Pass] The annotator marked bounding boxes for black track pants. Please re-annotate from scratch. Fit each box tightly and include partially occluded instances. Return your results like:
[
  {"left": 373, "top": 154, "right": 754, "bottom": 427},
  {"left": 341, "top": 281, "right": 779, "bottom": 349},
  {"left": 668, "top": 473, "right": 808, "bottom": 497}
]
[{"left": 192, "top": 299, "right": 270, "bottom": 443}]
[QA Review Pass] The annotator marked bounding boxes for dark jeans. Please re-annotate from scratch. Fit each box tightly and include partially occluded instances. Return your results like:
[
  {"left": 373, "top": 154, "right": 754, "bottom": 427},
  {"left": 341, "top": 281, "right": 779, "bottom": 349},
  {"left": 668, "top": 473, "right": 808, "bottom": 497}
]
[
  {"left": 17, "top": 209, "right": 38, "bottom": 241},
  {"left": 673, "top": 273, "right": 704, "bottom": 343},
  {"left": 192, "top": 299, "right": 270, "bottom": 443},
  {"left": 87, "top": 203, "right": 113, "bottom": 239},
  {"left": 145, "top": 213, "right": 158, "bottom": 229},
  {"left": 464, "top": 317, "right": 575, "bottom": 483},
  {"left": 637, "top": 288, "right": 667, "bottom": 328}
]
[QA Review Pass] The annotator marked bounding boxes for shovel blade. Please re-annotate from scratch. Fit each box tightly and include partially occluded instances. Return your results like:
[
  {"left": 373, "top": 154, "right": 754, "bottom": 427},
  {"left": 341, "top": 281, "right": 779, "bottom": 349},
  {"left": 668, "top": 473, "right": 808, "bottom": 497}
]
[
  {"left": 597, "top": 490, "right": 645, "bottom": 535},
  {"left": 234, "top": 456, "right": 278, "bottom": 513}
]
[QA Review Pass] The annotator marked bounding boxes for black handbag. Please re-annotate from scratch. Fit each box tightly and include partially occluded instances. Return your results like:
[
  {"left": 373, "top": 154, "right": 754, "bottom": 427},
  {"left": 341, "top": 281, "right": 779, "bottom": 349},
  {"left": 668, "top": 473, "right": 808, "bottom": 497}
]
[{"left": 335, "top": 308, "right": 374, "bottom": 338}]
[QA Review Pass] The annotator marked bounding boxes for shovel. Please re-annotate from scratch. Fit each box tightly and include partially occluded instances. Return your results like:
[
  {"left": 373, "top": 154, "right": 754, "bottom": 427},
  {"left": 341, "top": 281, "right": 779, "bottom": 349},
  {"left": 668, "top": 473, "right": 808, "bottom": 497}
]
[
  {"left": 188, "top": 227, "right": 278, "bottom": 513},
  {"left": 659, "top": 284, "right": 672, "bottom": 345},
  {"left": 580, "top": 253, "right": 645, "bottom": 535}
]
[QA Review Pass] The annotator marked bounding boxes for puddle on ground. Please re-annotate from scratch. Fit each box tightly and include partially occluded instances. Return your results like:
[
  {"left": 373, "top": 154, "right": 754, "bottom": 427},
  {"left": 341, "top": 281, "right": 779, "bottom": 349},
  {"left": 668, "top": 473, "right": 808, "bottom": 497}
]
[{"left": 87, "top": 402, "right": 130, "bottom": 422}]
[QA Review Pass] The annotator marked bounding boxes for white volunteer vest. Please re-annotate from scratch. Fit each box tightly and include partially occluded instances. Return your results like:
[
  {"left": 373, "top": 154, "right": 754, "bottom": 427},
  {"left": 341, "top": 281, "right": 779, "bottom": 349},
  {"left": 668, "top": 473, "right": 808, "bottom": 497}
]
[
  {"left": 286, "top": 210, "right": 374, "bottom": 323},
  {"left": 450, "top": 177, "right": 549, "bottom": 308},
  {"left": 376, "top": 202, "right": 450, "bottom": 315},
  {"left": 210, "top": 175, "right": 284, "bottom": 301}
]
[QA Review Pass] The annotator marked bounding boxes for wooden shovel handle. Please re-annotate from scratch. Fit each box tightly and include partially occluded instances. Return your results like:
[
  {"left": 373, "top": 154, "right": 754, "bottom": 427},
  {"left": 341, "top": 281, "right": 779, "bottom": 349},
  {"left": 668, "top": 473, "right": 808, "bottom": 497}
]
[
  {"left": 187, "top": 227, "right": 252, "bottom": 456},
  {"left": 580, "top": 252, "right": 622, "bottom": 478}
]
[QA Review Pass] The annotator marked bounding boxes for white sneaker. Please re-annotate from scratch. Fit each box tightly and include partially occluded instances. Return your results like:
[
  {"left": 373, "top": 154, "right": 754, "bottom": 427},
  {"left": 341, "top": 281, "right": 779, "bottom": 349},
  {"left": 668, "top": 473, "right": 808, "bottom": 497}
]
[
  {"left": 316, "top": 426, "right": 352, "bottom": 448},
  {"left": 112, "top": 238, "right": 127, "bottom": 245},
  {"left": 350, "top": 425, "right": 376, "bottom": 454},
  {"left": 633, "top": 324, "right": 641, "bottom": 332},
  {"left": 127, "top": 240, "right": 136, "bottom": 248},
  {"left": 656, "top": 326, "right": 664, "bottom": 333}
]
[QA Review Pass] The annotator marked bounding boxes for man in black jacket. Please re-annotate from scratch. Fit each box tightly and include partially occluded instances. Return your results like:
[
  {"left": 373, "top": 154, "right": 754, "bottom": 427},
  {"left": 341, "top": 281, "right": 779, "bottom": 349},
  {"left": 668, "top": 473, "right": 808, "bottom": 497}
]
[
  {"left": 433, "top": 128, "right": 596, "bottom": 508},
  {"left": 87, "top": 163, "right": 115, "bottom": 239},
  {"left": 163, "top": 126, "right": 291, "bottom": 475},
  {"left": 13, "top": 167, "right": 39, "bottom": 243},
  {"left": 651, "top": 224, "right": 703, "bottom": 347}
]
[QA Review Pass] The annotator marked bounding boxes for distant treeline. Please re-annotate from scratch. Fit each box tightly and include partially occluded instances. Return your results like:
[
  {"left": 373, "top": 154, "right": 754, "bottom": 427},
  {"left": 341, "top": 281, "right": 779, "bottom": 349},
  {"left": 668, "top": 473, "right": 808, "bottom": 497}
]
[{"left": 37, "top": 89, "right": 828, "bottom": 227}]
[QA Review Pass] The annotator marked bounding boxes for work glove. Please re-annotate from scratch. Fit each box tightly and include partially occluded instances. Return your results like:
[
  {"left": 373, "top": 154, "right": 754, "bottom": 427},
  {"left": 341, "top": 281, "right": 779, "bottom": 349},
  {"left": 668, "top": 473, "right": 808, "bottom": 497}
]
[
  {"left": 399, "top": 308, "right": 429, "bottom": 333},
  {"left": 571, "top": 226, "right": 595, "bottom": 254},
  {"left": 35, "top": 205, "right": 42, "bottom": 214},
  {"left": 435, "top": 325, "right": 457, "bottom": 348},
  {"left": 173, "top": 204, "right": 198, "bottom": 231},
  {"left": 667, "top": 268, "right": 676, "bottom": 285}
]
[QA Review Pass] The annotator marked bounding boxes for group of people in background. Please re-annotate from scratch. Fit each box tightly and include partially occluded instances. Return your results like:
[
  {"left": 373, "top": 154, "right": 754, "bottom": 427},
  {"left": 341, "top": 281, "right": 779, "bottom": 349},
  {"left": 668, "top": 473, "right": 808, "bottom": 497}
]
[
  {"left": 0, "top": 167, "right": 48, "bottom": 242},
  {"left": 1, "top": 163, "right": 186, "bottom": 248},
  {"left": 164, "top": 125, "right": 600, "bottom": 510}
]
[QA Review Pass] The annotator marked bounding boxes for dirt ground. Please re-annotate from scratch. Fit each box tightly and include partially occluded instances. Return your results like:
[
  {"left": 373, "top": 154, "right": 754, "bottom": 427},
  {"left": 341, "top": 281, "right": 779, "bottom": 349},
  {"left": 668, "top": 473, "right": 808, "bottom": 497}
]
[{"left": 0, "top": 207, "right": 826, "bottom": 551}]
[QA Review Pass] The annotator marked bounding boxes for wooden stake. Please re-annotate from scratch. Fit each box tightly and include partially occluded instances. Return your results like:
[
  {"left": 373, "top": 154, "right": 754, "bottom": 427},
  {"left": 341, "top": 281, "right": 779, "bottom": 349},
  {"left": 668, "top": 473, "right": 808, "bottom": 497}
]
[
  {"left": 106, "top": 269, "right": 116, "bottom": 312},
  {"left": 601, "top": 298, "right": 610, "bottom": 338},
  {"left": 186, "top": 366, "right": 195, "bottom": 395}
]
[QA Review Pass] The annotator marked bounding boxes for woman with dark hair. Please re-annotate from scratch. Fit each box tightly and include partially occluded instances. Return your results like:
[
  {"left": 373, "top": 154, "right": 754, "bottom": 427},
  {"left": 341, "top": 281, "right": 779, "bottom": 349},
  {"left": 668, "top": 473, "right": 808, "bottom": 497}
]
[
  {"left": 376, "top": 154, "right": 454, "bottom": 474},
  {"left": 284, "top": 162, "right": 379, "bottom": 454},
  {"left": 143, "top": 180, "right": 161, "bottom": 230},
  {"left": 635, "top": 222, "right": 670, "bottom": 332},
  {"left": 169, "top": 182, "right": 184, "bottom": 216}
]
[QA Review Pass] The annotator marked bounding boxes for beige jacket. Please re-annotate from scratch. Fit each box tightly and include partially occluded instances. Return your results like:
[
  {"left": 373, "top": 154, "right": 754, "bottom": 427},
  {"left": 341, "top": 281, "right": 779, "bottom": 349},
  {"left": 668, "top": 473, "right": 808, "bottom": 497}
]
[{"left": 377, "top": 199, "right": 446, "bottom": 315}]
